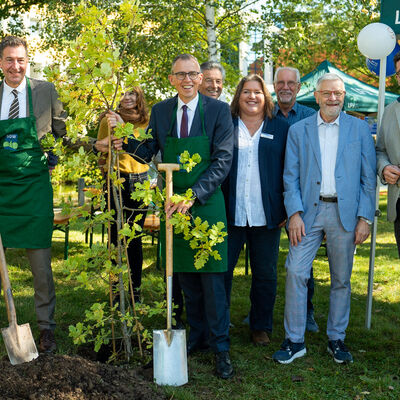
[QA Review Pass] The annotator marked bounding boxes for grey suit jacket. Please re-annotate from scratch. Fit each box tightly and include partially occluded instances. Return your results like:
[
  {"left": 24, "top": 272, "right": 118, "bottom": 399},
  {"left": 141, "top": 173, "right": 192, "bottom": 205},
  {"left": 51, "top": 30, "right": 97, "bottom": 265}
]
[
  {"left": 376, "top": 99, "right": 400, "bottom": 222},
  {"left": 0, "top": 77, "right": 67, "bottom": 140},
  {"left": 124, "top": 93, "right": 234, "bottom": 204}
]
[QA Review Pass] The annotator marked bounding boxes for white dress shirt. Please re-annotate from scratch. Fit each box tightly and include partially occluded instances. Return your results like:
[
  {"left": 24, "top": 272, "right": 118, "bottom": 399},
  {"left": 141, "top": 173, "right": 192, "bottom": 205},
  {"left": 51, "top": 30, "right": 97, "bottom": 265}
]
[
  {"left": 234, "top": 118, "right": 266, "bottom": 227},
  {"left": 1, "top": 79, "right": 27, "bottom": 120},
  {"left": 317, "top": 112, "right": 340, "bottom": 196},
  {"left": 176, "top": 94, "right": 199, "bottom": 138}
]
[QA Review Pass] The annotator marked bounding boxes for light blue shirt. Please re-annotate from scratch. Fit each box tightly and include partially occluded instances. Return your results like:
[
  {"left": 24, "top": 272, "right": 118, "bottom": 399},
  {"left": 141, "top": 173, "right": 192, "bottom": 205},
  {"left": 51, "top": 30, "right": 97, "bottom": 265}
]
[
  {"left": 317, "top": 112, "right": 340, "bottom": 196},
  {"left": 234, "top": 118, "right": 266, "bottom": 227}
]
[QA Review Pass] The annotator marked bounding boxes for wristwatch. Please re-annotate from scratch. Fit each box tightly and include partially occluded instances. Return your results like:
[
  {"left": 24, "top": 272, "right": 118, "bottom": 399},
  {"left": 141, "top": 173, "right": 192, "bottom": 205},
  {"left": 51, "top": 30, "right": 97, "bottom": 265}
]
[{"left": 359, "top": 216, "right": 372, "bottom": 226}]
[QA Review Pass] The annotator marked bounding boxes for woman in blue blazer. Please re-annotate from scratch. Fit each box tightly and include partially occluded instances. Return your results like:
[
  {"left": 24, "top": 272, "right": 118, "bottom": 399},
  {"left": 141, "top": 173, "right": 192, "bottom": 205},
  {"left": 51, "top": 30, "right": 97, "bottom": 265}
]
[{"left": 222, "top": 74, "right": 289, "bottom": 345}]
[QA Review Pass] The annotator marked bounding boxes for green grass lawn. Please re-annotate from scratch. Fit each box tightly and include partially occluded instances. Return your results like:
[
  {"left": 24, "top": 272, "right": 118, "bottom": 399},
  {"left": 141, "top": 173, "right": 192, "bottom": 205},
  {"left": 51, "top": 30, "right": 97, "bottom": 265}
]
[{"left": 1, "top": 192, "right": 400, "bottom": 399}]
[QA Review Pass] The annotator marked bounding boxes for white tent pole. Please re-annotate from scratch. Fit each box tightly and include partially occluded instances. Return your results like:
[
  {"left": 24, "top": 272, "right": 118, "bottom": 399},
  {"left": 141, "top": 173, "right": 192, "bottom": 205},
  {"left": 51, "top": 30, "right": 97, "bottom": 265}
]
[{"left": 365, "top": 57, "right": 387, "bottom": 329}]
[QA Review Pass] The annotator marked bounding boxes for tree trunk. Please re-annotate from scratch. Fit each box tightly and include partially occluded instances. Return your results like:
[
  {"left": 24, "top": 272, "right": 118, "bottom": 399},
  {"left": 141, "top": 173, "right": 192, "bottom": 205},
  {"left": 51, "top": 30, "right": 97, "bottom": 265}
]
[{"left": 205, "top": 0, "right": 220, "bottom": 61}]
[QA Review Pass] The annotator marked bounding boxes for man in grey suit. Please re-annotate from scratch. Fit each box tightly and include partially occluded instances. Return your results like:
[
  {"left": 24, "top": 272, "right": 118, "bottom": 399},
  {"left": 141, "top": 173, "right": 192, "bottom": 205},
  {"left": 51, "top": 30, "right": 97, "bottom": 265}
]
[
  {"left": 376, "top": 51, "right": 400, "bottom": 257},
  {"left": 272, "top": 73, "right": 376, "bottom": 364},
  {"left": 0, "top": 36, "right": 66, "bottom": 353}
]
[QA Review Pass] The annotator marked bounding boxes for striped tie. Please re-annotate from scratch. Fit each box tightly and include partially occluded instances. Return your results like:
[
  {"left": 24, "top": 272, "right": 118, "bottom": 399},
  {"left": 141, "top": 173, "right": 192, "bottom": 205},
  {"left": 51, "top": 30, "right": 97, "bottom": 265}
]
[{"left": 8, "top": 89, "right": 19, "bottom": 119}]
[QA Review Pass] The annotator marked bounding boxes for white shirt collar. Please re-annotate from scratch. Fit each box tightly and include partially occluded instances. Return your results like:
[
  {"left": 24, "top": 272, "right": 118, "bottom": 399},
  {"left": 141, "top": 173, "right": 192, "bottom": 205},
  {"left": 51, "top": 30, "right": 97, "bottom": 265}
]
[
  {"left": 317, "top": 111, "right": 340, "bottom": 127},
  {"left": 3, "top": 78, "right": 27, "bottom": 96},
  {"left": 177, "top": 93, "right": 199, "bottom": 112}
]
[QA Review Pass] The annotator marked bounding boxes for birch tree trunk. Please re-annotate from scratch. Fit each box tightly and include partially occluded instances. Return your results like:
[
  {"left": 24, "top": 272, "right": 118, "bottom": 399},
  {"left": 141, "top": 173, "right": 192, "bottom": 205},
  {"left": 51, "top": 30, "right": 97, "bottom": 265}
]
[{"left": 205, "top": 0, "right": 220, "bottom": 61}]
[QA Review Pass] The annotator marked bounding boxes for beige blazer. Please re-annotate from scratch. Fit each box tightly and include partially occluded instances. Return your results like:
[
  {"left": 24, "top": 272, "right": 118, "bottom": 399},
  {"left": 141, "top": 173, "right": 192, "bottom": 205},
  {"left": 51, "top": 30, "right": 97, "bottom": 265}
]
[
  {"left": 0, "top": 77, "right": 67, "bottom": 140},
  {"left": 376, "top": 100, "right": 400, "bottom": 222}
]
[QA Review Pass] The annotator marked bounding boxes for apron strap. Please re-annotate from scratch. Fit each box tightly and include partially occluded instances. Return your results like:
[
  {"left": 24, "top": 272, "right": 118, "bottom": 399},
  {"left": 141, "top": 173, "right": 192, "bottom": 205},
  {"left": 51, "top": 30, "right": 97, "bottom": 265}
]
[
  {"left": 26, "top": 77, "right": 34, "bottom": 117},
  {"left": 167, "top": 93, "right": 206, "bottom": 137}
]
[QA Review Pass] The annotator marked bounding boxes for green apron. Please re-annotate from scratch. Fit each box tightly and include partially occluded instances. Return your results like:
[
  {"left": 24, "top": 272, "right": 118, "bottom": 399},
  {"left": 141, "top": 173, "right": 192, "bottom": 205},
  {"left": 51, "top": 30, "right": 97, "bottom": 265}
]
[
  {"left": 161, "top": 94, "right": 227, "bottom": 273},
  {"left": 0, "top": 77, "right": 53, "bottom": 249}
]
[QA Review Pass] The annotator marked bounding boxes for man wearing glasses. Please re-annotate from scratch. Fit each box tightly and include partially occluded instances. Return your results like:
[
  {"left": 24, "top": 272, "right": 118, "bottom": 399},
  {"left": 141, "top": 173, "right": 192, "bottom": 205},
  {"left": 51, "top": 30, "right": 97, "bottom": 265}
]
[
  {"left": 97, "top": 54, "right": 234, "bottom": 379},
  {"left": 273, "top": 67, "right": 319, "bottom": 333},
  {"left": 272, "top": 73, "right": 376, "bottom": 364},
  {"left": 376, "top": 52, "right": 400, "bottom": 258}
]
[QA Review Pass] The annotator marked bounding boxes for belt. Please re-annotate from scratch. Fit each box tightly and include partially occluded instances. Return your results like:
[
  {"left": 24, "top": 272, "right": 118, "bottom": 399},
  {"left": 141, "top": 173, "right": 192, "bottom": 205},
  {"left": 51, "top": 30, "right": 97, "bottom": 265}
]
[
  {"left": 120, "top": 172, "right": 148, "bottom": 182},
  {"left": 319, "top": 195, "right": 337, "bottom": 203}
]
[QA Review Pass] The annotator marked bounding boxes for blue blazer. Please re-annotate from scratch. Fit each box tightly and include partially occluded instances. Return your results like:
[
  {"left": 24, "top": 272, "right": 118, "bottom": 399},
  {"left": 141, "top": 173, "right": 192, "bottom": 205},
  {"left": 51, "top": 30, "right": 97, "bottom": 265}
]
[
  {"left": 124, "top": 94, "right": 234, "bottom": 204},
  {"left": 283, "top": 112, "right": 377, "bottom": 233},
  {"left": 222, "top": 116, "right": 289, "bottom": 228}
]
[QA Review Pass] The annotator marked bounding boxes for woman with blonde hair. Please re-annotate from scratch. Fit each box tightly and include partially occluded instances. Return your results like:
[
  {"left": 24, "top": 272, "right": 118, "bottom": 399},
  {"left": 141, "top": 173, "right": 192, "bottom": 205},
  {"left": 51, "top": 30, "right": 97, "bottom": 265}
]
[{"left": 97, "top": 86, "right": 149, "bottom": 304}]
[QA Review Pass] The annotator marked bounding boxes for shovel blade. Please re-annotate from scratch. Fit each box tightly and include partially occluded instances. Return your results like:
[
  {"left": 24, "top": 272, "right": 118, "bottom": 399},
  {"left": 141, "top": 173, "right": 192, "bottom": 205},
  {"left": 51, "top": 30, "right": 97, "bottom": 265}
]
[
  {"left": 2, "top": 323, "right": 39, "bottom": 365},
  {"left": 153, "top": 329, "right": 188, "bottom": 386}
]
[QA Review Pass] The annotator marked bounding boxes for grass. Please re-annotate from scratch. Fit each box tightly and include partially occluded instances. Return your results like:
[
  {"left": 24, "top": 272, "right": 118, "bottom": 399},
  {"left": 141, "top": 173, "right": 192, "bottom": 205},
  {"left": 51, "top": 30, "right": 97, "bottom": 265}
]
[{"left": 1, "top": 192, "right": 400, "bottom": 399}]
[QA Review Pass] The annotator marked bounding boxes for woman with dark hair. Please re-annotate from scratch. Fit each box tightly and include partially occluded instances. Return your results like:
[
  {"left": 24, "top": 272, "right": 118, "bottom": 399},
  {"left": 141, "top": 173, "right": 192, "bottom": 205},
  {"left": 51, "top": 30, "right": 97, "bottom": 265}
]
[
  {"left": 97, "top": 86, "right": 150, "bottom": 304},
  {"left": 223, "top": 74, "right": 289, "bottom": 345}
]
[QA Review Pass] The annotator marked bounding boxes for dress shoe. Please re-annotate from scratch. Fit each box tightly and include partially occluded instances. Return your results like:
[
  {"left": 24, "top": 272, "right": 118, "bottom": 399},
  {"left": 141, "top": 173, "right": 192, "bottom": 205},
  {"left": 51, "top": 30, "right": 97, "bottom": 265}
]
[
  {"left": 251, "top": 330, "right": 270, "bottom": 346},
  {"left": 38, "top": 329, "right": 57, "bottom": 353},
  {"left": 187, "top": 341, "right": 210, "bottom": 355},
  {"left": 215, "top": 351, "right": 234, "bottom": 379}
]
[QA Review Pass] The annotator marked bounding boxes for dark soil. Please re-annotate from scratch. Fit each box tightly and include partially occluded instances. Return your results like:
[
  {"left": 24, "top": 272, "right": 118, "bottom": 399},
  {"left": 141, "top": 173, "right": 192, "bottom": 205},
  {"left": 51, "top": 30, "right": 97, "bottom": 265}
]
[{"left": 0, "top": 353, "right": 168, "bottom": 400}]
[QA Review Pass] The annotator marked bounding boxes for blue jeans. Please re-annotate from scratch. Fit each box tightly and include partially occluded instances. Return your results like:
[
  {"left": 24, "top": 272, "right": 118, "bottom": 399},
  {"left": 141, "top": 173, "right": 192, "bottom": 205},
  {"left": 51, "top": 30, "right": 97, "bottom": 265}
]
[
  {"left": 225, "top": 225, "right": 281, "bottom": 332},
  {"left": 284, "top": 201, "right": 355, "bottom": 343}
]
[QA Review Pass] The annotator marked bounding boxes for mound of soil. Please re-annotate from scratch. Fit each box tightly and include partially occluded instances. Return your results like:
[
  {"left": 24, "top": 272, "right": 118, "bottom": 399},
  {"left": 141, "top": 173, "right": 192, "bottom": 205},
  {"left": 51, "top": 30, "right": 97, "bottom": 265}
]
[{"left": 0, "top": 353, "right": 167, "bottom": 400}]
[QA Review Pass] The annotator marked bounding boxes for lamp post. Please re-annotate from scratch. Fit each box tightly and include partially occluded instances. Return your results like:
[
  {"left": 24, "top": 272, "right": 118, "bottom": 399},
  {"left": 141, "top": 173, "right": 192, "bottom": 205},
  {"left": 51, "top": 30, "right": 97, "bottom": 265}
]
[{"left": 357, "top": 22, "right": 396, "bottom": 329}]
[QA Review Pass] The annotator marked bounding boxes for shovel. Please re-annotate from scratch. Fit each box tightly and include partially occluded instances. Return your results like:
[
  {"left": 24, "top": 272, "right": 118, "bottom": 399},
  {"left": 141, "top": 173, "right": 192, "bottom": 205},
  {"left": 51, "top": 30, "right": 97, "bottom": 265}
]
[
  {"left": 153, "top": 163, "right": 188, "bottom": 386},
  {"left": 0, "top": 234, "right": 39, "bottom": 365}
]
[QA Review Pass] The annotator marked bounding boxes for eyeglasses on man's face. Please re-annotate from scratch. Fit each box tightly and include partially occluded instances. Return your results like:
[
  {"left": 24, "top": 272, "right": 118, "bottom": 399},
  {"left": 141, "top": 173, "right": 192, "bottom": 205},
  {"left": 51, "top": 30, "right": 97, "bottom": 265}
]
[
  {"left": 173, "top": 71, "right": 201, "bottom": 80},
  {"left": 317, "top": 90, "right": 345, "bottom": 98}
]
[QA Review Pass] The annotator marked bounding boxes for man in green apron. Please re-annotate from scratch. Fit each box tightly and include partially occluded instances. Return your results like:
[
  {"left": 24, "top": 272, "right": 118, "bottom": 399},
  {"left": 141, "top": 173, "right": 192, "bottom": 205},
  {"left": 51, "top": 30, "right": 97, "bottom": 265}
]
[
  {"left": 96, "top": 54, "right": 234, "bottom": 379},
  {"left": 0, "top": 36, "right": 67, "bottom": 353}
]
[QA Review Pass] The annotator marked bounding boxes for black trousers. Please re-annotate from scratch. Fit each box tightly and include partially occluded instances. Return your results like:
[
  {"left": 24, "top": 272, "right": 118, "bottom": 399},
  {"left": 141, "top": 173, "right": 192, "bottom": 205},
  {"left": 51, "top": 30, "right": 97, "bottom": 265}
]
[{"left": 394, "top": 198, "right": 400, "bottom": 258}]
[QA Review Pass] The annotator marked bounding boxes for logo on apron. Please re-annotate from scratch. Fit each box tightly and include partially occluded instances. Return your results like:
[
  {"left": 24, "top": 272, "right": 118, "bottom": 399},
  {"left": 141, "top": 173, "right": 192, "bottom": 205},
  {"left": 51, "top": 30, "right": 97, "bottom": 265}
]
[{"left": 3, "top": 134, "right": 19, "bottom": 151}]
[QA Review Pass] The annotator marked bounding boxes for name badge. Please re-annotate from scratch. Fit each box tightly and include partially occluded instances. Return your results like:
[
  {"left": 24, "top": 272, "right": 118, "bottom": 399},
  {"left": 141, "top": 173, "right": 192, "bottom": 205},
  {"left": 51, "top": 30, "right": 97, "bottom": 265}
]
[
  {"left": 261, "top": 133, "right": 274, "bottom": 140},
  {"left": 3, "top": 134, "right": 19, "bottom": 151}
]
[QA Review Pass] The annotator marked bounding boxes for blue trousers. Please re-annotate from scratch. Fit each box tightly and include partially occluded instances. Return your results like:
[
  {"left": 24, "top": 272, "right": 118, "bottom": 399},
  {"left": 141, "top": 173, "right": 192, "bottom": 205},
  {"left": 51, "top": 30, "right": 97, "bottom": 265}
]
[
  {"left": 178, "top": 272, "right": 230, "bottom": 353},
  {"left": 225, "top": 225, "right": 281, "bottom": 332},
  {"left": 284, "top": 201, "right": 355, "bottom": 343}
]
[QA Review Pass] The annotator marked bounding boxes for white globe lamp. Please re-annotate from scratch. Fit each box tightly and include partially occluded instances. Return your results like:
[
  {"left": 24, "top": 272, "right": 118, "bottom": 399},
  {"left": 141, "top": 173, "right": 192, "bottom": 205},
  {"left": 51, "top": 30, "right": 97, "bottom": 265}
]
[{"left": 357, "top": 23, "right": 396, "bottom": 59}]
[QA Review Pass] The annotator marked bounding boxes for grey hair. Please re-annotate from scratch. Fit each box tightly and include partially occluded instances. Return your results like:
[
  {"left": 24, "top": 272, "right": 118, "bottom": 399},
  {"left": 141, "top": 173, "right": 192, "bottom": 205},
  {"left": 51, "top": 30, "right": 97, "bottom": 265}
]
[
  {"left": 200, "top": 61, "right": 226, "bottom": 80},
  {"left": 316, "top": 73, "right": 345, "bottom": 91},
  {"left": 274, "top": 67, "right": 300, "bottom": 83}
]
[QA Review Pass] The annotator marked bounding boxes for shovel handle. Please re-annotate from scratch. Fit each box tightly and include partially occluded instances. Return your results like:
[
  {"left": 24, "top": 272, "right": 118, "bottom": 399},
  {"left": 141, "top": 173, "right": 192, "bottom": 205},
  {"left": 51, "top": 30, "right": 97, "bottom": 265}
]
[
  {"left": 0, "top": 234, "right": 17, "bottom": 326},
  {"left": 158, "top": 163, "right": 180, "bottom": 332}
]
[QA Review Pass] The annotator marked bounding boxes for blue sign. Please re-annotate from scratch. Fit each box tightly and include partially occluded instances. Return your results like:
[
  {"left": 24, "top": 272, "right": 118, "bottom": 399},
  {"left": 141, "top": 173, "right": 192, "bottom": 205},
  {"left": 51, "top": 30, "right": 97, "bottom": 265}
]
[{"left": 366, "top": 42, "right": 400, "bottom": 76}]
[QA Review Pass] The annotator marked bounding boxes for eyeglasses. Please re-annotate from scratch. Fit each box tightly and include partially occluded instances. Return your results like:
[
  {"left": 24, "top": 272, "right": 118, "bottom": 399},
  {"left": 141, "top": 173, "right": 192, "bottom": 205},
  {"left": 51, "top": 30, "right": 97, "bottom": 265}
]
[
  {"left": 173, "top": 71, "right": 201, "bottom": 80},
  {"left": 275, "top": 80, "right": 299, "bottom": 89},
  {"left": 317, "top": 90, "right": 345, "bottom": 98}
]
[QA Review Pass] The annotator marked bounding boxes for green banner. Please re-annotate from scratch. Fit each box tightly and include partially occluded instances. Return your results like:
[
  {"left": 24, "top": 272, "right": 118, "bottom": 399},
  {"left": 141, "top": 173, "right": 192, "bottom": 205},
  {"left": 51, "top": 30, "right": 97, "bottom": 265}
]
[{"left": 381, "top": 0, "right": 400, "bottom": 34}]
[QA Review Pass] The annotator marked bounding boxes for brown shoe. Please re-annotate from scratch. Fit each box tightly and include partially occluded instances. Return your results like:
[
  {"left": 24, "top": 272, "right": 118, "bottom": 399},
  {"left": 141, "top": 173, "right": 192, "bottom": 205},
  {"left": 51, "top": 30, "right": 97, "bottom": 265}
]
[
  {"left": 251, "top": 330, "right": 270, "bottom": 346},
  {"left": 38, "top": 329, "right": 57, "bottom": 353}
]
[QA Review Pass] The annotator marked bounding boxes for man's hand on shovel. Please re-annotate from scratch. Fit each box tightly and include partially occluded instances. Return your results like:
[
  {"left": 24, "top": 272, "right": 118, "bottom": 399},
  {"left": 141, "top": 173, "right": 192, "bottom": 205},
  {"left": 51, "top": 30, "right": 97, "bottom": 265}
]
[{"left": 165, "top": 199, "right": 195, "bottom": 218}]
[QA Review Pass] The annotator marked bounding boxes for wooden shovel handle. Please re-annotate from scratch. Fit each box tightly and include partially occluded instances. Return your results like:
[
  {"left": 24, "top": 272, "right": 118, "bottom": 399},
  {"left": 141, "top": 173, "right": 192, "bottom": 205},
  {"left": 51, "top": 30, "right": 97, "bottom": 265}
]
[
  {"left": 0, "top": 234, "right": 17, "bottom": 326},
  {"left": 158, "top": 163, "right": 180, "bottom": 332},
  {"left": 158, "top": 163, "right": 180, "bottom": 279}
]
